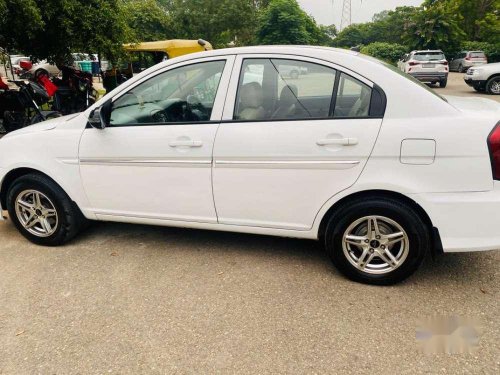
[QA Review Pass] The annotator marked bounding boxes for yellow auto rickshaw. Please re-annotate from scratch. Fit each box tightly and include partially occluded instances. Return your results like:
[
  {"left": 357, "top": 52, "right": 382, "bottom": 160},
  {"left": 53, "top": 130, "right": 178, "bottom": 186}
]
[{"left": 103, "top": 39, "right": 213, "bottom": 92}]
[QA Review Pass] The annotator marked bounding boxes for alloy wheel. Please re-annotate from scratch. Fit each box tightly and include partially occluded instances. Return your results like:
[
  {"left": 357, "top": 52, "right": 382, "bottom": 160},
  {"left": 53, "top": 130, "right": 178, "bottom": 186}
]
[
  {"left": 14, "top": 190, "right": 59, "bottom": 237},
  {"left": 490, "top": 79, "right": 500, "bottom": 94},
  {"left": 342, "top": 216, "right": 409, "bottom": 275}
]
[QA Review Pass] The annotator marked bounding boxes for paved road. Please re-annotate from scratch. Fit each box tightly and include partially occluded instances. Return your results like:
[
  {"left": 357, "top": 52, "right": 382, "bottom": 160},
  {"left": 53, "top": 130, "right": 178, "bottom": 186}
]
[
  {"left": 0, "top": 71, "right": 499, "bottom": 374},
  {"left": 0, "top": 221, "right": 499, "bottom": 374}
]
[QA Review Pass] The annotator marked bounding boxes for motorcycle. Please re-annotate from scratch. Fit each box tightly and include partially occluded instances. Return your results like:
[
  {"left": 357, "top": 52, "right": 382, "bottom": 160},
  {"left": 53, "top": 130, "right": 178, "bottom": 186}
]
[
  {"left": 50, "top": 66, "right": 97, "bottom": 115},
  {"left": 0, "top": 79, "right": 61, "bottom": 133}
]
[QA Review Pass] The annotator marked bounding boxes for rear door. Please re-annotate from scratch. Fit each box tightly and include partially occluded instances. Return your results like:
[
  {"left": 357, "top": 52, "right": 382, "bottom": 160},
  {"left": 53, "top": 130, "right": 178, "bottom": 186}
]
[{"left": 212, "top": 55, "right": 384, "bottom": 231}]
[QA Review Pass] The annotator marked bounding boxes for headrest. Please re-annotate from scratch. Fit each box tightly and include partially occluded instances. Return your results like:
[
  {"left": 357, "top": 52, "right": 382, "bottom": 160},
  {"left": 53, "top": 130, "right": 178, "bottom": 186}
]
[
  {"left": 240, "top": 82, "right": 263, "bottom": 109},
  {"left": 279, "top": 84, "right": 298, "bottom": 105}
]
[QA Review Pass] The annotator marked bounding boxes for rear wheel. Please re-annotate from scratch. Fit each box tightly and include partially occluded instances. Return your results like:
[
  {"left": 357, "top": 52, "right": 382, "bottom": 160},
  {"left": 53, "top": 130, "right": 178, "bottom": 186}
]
[
  {"left": 7, "top": 173, "right": 87, "bottom": 246},
  {"left": 34, "top": 69, "right": 49, "bottom": 79},
  {"left": 458, "top": 64, "right": 464, "bottom": 73},
  {"left": 439, "top": 78, "right": 447, "bottom": 88},
  {"left": 324, "top": 198, "right": 429, "bottom": 285},
  {"left": 486, "top": 76, "right": 500, "bottom": 95}
]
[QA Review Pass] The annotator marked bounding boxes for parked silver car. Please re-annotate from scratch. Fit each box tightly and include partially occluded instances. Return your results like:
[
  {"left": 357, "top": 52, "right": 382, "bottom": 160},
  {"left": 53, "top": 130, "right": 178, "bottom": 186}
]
[{"left": 450, "top": 51, "right": 488, "bottom": 73}]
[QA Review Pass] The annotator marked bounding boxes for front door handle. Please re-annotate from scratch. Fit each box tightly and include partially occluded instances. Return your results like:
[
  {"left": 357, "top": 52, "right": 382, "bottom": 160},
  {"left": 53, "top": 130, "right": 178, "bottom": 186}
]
[
  {"left": 316, "top": 138, "right": 358, "bottom": 146},
  {"left": 169, "top": 140, "right": 203, "bottom": 147}
]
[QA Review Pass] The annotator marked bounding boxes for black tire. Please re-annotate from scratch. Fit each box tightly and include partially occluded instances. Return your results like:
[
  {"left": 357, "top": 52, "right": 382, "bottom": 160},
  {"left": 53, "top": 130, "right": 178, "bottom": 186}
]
[
  {"left": 6, "top": 173, "right": 87, "bottom": 246},
  {"left": 458, "top": 64, "right": 464, "bottom": 73},
  {"left": 324, "top": 197, "right": 430, "bottom": 285},
  {"left": 34, "top": 69, "right": 49, "bottom": 79},
  {"left": 486, "top": 76, "right": 500, "bottom": 95},
  {"left": 439, "top": 78, "right": 447, "bottom": 88}
]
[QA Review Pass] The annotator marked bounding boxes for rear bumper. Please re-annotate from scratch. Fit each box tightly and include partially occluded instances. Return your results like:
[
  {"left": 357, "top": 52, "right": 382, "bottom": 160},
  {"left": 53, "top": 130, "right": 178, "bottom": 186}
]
[
  {"left": 410, "top": 72, "right": 448, "bottom": 82},
  {"left": 411, "top": 183, "right": 500, "bottom": 253}
]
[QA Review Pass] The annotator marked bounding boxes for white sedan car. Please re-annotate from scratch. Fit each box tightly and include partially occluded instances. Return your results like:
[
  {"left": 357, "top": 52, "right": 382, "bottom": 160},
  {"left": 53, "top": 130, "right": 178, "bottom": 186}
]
[
  {"left": 0, "top": 46, "right": 499, "bottom": 285},
  {"left": 28, "top": 61, "right": 60, "bottom": 78}
]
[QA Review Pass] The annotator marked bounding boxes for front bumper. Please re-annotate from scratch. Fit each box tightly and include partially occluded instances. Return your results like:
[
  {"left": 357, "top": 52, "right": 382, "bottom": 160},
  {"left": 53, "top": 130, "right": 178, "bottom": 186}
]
[
  {"left": 411, "top": 183, "right": 500, "bottom": 252},
  {"left": 464, "top": 76, "right": 487, "bottom": 90},
  {"left": 0, "top": 167, "right": 6, "bottom": 220},
  {"left": 410, "top": 72, "right": 448, "bottom": 82}
]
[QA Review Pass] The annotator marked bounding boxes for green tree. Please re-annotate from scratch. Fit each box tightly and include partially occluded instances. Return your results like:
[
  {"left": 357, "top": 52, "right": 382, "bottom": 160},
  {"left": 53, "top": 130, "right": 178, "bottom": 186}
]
[
  {"left": 163, "top": 0, "right": 260, "bottom": 48},
  {"left": 333, "top": 23, "right": 374, "bottom": 48},
  {"left": 121, "top": 0, "right": 173, "bottom": 42},
  {"left": 361, "top": 42, "right": 408, "bottom": 65},
  {"left": 403, "top": 1, "right": 466, "bottom": 51},
  {"left": 256, "top": 0, "right": 325, "bottom": 45},
  {"left": 0, "top": 0, "right": 129, "bottom": 63}
]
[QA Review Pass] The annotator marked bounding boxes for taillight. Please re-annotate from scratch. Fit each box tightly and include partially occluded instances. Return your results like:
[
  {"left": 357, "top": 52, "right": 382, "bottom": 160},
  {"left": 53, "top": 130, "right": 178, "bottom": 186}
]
[
  {"left": 409, "top": 61, "right": 419, "bottom": 66},
  {"left": 441, "top": 61, "right": 448, "bottom": 65},
  {"left": 465, "top": 57, "right": 471, "bottom": 61},
  {"left": 488, "top": 122, "right": 500, "bottom": 180}
]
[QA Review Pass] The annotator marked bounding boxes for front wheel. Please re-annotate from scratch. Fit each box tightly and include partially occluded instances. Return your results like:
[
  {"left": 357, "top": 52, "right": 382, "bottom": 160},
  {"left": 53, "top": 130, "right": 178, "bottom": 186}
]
[
  {"left": 324, "top": 198, "right": 429, "bottom": 285},
  {"left": 486, "top": 76, "right": 500, "bottom": 95},
  {"left": 6, "top": 173, "right": 87, "bottom": 246}
]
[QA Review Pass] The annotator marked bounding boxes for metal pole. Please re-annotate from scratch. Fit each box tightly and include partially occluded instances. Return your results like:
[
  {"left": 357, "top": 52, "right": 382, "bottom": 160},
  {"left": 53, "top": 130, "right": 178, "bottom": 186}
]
[{"left": 7, "top": 50, "right": 14, "bottom": 79}]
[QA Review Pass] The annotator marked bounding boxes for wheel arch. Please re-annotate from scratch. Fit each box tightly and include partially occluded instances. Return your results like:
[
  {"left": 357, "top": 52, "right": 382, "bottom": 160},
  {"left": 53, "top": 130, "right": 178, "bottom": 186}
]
[
  {"left": 317, "top": 189, "right": 443, "bottom": 255},
  {"left": 1, "top": 168, "right": 78, "bottom": 211}
]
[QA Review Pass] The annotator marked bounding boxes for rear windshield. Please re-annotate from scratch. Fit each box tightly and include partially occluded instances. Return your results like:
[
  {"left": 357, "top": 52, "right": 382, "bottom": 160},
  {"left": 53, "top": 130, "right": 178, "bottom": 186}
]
[
  {"left": 364, "top": 56, "right": 447, "bottom": 102},
  {"left": 413, "top": 52, "right": 445, "bottom": 61},
  {"left": 470, "top": 52, "right": 486, "bottom": 58}
]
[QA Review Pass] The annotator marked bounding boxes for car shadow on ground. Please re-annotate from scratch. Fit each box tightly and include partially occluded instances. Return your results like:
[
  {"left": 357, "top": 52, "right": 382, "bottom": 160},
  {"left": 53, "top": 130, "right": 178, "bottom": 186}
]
[{"left": 71, "top": 221, "right": 496, "bottom": 287}]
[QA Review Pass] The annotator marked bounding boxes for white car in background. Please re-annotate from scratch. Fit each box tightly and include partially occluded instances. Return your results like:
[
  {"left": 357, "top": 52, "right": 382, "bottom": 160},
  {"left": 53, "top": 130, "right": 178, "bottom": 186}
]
[
  {"left": 29, "top": 61, "right": 61, "bottom": 78},
  {"left": 0, "top": 46, "right": 499, "bottom": 285},
  {"left": 399, "top": 50, "right": 449, "bottom": 87},
  {"left": 464, "top": 62, "right": 500, "bottom": 95}
]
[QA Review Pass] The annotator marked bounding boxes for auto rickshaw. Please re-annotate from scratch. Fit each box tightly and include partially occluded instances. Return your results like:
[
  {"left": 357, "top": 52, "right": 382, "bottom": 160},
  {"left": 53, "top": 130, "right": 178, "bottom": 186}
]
[{"left": 102, "top": 39, "right": 213, "bottom": 92}]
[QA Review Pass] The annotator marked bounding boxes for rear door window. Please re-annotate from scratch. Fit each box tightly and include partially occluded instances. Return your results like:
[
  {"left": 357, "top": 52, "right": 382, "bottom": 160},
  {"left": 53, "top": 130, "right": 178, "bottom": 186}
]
[{"left": 234, "top": 59, "right": 336, "bottom": 121}]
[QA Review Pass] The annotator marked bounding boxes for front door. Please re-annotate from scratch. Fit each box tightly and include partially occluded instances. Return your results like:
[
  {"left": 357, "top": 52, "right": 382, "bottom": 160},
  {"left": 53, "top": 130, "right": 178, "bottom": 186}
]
[
  {"left": 212, "top": 55, "right": 383, "bottom": 230},
  {"left": 79, "top": 56, "right": 234, "bottom": 223}
]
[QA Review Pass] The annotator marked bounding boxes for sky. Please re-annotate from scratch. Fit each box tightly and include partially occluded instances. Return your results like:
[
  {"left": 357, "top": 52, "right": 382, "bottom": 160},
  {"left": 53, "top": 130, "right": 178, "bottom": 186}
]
[{"left": 298, "top": 0, "right": 424, "bottom": 28}]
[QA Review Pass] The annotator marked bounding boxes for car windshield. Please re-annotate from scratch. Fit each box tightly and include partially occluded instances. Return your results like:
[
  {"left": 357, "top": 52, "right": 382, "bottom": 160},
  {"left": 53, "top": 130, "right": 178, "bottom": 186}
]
[
  {"left": 413, "top": 52, "right": 445, "bottom": 61},
  {"left": 470, "top": 52, "right": 485, "bottom": 58}
]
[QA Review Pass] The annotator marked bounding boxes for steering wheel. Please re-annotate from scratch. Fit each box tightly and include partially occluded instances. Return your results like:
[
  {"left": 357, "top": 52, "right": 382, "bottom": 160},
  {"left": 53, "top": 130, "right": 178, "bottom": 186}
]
[{"left": 151, "top": 109, "right": 172, "bottom": 123}]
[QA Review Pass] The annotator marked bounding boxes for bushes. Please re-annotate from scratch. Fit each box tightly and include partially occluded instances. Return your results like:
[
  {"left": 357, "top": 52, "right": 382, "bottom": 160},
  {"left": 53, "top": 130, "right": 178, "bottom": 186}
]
[{"left": 360, "top": 42, "right": 408, "bottom": 65}]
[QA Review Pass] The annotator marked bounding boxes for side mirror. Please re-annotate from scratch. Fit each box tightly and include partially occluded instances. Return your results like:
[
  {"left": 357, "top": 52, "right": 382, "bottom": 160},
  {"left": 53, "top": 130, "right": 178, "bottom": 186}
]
[{"left": 88, "top": 99, "right": 112, "bottom": 129}]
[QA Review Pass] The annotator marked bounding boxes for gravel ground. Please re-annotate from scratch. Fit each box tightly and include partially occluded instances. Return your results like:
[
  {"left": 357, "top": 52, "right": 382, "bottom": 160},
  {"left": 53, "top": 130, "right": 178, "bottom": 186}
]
[
  {"left": 0, "top": 220, "right": 499, "bottom": 374},
  {"left": 0, "top": 71, "right": 499, "bottom": 374}
]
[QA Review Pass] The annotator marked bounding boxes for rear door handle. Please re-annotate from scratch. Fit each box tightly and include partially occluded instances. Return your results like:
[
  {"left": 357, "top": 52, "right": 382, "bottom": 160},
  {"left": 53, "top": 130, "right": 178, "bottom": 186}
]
[
  {"left": 169, "top": 140, "right": 203, "bottom": 147},
  {"left": 316, "top": 138, "right": 358, "bottom": 146}
]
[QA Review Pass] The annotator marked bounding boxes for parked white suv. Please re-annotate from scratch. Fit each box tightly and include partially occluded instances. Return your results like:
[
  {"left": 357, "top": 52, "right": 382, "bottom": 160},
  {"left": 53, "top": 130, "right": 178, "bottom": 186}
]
[
  {"left": 399, "top": 50, "right": 449, "bottom": 87},
  {"left": 0, "top": 46, "right": 499, "bottom": 285},
  {"left": 464, "top": 62, "right": 500, "bottom": 95}
]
